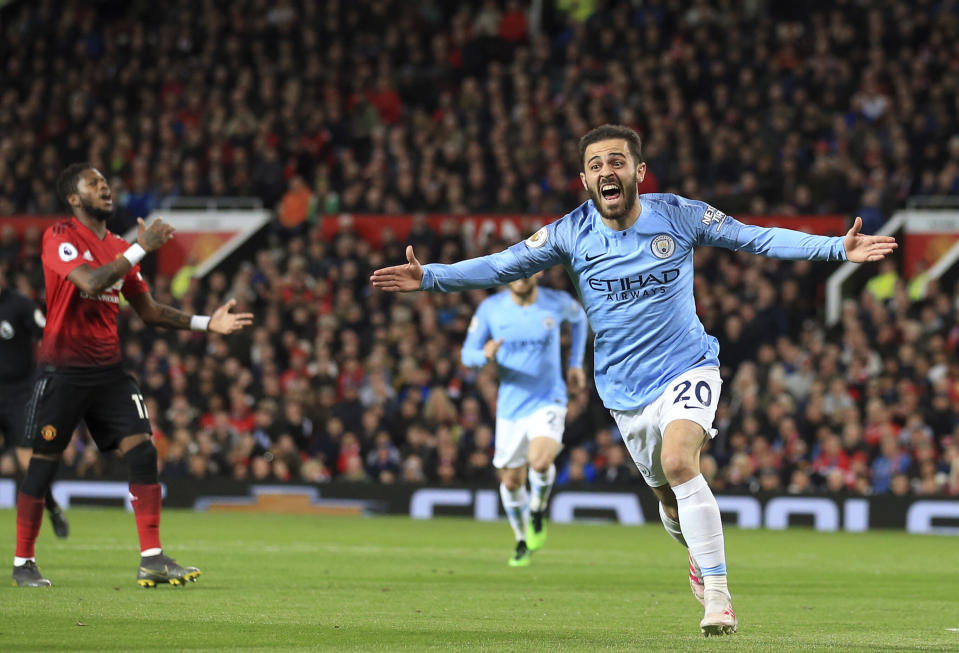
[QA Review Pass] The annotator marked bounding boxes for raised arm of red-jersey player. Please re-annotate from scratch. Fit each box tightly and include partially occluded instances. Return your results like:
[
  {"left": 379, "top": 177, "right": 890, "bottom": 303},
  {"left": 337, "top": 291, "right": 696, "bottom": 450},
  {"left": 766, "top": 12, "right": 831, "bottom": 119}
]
[
  {"left": 42, "top": 227, "right": 131, "bottom": 295},
  {"left": 67, "top": 260, "right": 134, "bottom": 296},
  {"left": 127, "top": 293, "right": 253, "bottom": 334},
  {"left": 62, "top": 217, "right": 176, "bottom": 295}
]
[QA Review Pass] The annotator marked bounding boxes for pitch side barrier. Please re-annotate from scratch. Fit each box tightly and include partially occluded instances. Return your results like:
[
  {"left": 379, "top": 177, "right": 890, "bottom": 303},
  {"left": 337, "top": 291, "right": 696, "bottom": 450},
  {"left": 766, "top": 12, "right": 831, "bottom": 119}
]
[{"left": 0, "top": 478, "right": 956, "bottom": 535}]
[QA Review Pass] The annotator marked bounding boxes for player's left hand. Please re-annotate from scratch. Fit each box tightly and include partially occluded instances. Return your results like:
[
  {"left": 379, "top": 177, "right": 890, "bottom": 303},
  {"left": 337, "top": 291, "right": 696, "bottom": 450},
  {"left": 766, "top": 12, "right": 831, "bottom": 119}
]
[
  {"left": 844, "top": 217, "right": 898, "bottom": 263},
  {"left": 208, "top": 299, "right": 254, "bottom": 334},
  {"left": 567, "top": 367, "right": 587, "bottom": 393},
  {"left": 137, "top": 217, "right": 176, "bottom": 252}
]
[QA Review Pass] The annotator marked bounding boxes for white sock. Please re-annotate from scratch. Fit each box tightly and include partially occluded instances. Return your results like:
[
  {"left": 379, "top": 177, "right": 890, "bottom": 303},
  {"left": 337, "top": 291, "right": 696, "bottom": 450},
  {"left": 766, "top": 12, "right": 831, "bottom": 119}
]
[
  {"left": 141, "top": 547, "right": 162, "bottom": 557},
  {"left": 704, "top": 575, "right": 729, "bottom": 595},
  {"left": 528, "top": 464, "right": 555, "bottom": 513},
  {"left": 499, "top": 483, "right": 530, "bottom": 542},
  {"left": 658, "top": 501, "right": 688, "bottom": 548},
  {"left": 13, "top": 556, "right": 35, "bottom": 567},
  {"left": 673, "top": 474, "right": 726, "bottom": 577},
  {"left": 704, "top": 575, "right": 732, "bottom": 612}
]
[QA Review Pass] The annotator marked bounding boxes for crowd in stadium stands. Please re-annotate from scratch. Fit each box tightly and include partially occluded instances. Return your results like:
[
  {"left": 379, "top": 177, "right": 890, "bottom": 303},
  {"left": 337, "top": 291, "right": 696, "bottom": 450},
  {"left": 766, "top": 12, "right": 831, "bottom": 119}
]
[
  {"left": 2, "top": 0, "right": 959, "bottom": 496},
  {"left": 2, "top": 0, "right": 959, "bottom": 229},
  {"left": 2, "top": 217, "right": 959, "bottom": 497}
]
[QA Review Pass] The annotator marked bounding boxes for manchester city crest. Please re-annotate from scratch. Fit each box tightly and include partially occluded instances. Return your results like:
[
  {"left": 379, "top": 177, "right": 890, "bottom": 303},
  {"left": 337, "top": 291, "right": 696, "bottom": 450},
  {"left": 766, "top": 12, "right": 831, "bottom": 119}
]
[{"left": 651, "top": 234, "right": 675, "bottom": 259}]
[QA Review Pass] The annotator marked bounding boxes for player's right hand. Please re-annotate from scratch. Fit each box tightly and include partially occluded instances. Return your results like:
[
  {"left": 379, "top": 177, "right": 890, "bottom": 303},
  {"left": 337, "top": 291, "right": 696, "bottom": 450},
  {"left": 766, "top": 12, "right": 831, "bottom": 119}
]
[
  {"left": 483, "top": 338, "right": 503, "bottom": 362},
  {"left": 137, "top": 217, "right": 176, "bottom": 252},
  {"left": 370, "top": 245, "right": 424, "bottom": 292}
]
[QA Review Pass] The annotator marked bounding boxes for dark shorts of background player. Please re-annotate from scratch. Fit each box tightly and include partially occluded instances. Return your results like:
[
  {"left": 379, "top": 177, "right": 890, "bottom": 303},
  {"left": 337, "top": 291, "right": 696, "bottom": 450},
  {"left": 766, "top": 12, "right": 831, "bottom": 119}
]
[
  {"left": 0, "top": 380, "right": 33, "bottom": 451},
  {"left": 24, "top": 364, "right": 152, "bottom": 455}
]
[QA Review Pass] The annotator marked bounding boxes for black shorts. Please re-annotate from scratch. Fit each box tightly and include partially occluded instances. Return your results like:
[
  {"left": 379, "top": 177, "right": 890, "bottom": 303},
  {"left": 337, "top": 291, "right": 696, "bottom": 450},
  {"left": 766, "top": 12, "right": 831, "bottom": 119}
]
[
  {"left": 0, "top": 380, "right": 32, "bottom": 449},
  {"left": 23, "top": 364, "right": 152, "bottom": 454}
]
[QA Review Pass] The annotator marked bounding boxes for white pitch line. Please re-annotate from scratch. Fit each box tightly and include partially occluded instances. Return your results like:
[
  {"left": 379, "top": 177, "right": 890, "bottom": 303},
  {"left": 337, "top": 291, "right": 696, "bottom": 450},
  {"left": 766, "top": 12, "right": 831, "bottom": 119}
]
[
  {"left": 53, "top": 540, "right": 635, "bottom": 558},
  {"left": 57, "top": 542, "right": 528, "bottom": 556}
]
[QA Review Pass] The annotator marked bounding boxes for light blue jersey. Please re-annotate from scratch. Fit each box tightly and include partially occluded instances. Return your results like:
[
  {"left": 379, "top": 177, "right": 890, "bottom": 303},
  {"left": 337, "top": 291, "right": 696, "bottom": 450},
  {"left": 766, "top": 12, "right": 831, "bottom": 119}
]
[
  {"left": 426, "top": 193, "right": 847, "bottom": 411},
  {"left": 462, "top": 287, "right": 587, "bottom": 420}
]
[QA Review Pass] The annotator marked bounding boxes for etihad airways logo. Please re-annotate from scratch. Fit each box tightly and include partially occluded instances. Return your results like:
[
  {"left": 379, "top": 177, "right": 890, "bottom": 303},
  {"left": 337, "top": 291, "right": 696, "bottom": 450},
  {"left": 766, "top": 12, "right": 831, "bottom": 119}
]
[{"left": 587, "top": 268, "right": 679, "bottom": 301}]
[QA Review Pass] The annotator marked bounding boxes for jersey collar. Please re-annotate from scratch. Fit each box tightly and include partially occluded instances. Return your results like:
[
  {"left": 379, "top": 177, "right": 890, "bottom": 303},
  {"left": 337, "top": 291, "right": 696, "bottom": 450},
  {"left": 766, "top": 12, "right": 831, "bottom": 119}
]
[{"left": 71, "top": 216, "right": 108, "bottom": 241}]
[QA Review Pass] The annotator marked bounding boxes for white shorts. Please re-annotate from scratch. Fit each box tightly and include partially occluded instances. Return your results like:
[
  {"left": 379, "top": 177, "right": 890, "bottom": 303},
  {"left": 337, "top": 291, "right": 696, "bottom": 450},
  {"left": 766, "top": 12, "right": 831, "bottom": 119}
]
[
  {"left": 493, "top": 404, "right": 566, "bottom": 469},
  {"left": 610, "top": 365, "right": 722, "bottom": 488}
]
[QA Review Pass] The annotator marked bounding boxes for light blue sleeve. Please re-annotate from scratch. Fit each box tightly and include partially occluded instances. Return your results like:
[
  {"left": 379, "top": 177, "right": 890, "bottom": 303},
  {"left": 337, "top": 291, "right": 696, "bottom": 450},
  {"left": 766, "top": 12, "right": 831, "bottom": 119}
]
[
  {"left": 678, "top": 197, "right": 847, "bottom": 261},
  {"left": 421, "top": 221, "right": 569, "bottom": 292},
  {"left": 561, "top": 293, "right": 588, "bottom": 369},
  {"left": 461, "top": 301, "right": 492, "bottom": 368}
]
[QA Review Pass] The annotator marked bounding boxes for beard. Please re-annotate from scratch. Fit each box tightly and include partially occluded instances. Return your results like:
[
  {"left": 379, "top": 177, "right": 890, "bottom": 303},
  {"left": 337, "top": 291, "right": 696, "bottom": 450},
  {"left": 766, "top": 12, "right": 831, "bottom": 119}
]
[
  {"left": 80, "top": 197, "right": 116, "bottom": 222},
  {"left": 590, "top": 174, "right": 639, "bottom": 221}
]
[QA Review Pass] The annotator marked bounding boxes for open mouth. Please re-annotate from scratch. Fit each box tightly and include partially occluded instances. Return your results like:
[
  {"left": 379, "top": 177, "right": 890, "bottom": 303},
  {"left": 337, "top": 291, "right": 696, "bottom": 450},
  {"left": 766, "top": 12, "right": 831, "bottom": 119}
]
[{"left": 600, "top": 183, "right": 621, "bottom": 201}]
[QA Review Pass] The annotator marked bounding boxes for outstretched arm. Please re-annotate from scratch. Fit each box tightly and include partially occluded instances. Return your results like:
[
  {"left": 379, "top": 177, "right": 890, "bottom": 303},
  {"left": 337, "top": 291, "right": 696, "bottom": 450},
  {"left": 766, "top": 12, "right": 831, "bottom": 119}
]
[
  {"left": 696, "top": 204, "right": 896, "bottom": 262},
  {"left": 128, "top": 294, "right": 253, "bottom": 334},
  {"left": 372, "top": 225, "right": 567, "bottom": 293},
  {"left": 371, "top": 244, "right": 533, "bottom": 293}
]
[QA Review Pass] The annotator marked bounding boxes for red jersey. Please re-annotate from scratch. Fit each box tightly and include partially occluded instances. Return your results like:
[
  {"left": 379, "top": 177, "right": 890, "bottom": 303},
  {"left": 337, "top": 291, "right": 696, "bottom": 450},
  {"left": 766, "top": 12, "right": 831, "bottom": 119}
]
[{"left": 39, "top": 217, "right": 149, "bottom": 367}]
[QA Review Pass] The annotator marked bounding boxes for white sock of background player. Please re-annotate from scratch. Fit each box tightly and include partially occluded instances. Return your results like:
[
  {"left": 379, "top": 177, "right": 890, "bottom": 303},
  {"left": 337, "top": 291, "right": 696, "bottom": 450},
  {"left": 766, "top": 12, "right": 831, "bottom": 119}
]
[{"left": 499, "top": 483, "right": 530, "bottom": 542}]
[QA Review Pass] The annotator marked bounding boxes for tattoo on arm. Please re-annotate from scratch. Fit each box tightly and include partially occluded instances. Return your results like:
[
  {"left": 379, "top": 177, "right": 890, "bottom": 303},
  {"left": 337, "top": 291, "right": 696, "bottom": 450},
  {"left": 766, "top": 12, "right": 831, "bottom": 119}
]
[
  {"left": 84, "top": 259, "right": 132, "bottom": 294},
  {"left": 150, "top": 303, "right": 193, "bottom": 329}
]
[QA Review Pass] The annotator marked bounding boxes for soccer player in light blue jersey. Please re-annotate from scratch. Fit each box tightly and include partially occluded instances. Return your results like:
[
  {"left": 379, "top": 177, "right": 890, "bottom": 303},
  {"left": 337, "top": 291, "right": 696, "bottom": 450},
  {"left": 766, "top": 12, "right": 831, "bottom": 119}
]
[
  {"left": 372, "top": 125, "right": 897, "bottom": 636},
  {"left": 461, "top": 273, "right": 587, "bottom": 567}
]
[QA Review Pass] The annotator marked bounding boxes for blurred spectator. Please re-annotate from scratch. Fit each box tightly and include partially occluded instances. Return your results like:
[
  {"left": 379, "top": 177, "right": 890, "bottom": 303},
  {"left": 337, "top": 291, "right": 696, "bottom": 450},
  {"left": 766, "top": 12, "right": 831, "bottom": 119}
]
[
  {"left": 276, "top": 176, "right": 312, "bottom": 238},
  {"left": 596, "top": 445, "right": 636, "bottom": 485},
  {"left": 557, "top": 446, "right": 596, "bottom": 485}
]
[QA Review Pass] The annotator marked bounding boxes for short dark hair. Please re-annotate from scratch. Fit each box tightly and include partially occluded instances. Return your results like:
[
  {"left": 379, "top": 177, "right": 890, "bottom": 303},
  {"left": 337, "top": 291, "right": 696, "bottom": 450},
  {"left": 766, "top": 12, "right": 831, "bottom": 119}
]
[
  {"left": 56, "top": 162, "right": 93, "bottom": 207},
  {"left": 579, "top": 124, "right": 644, "bottom": 169}
]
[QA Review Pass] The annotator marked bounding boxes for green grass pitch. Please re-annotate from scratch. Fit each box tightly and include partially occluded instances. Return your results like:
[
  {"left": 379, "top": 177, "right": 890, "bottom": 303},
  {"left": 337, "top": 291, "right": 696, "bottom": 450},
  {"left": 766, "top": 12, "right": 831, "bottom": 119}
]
[{"left": 1, "top": 508, "right": 957, "bottom": 651}]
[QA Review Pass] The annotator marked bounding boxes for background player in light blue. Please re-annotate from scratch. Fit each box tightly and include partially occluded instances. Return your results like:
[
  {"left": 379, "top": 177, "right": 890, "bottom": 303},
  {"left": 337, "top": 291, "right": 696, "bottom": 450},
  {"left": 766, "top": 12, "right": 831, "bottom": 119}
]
[
  {"left": 461, "top": 273, "right": 587, "bottom": 566},
  {"left": 372, "top": 125, "right": 897, "bottom": 636}
]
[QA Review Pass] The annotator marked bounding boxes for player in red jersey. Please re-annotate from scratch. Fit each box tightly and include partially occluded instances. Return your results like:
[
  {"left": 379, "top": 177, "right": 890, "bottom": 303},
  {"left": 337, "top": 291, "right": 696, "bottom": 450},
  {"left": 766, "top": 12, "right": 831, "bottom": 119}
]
[{"left": 12, "top": 163, "right": 253, "bottom": 588}]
